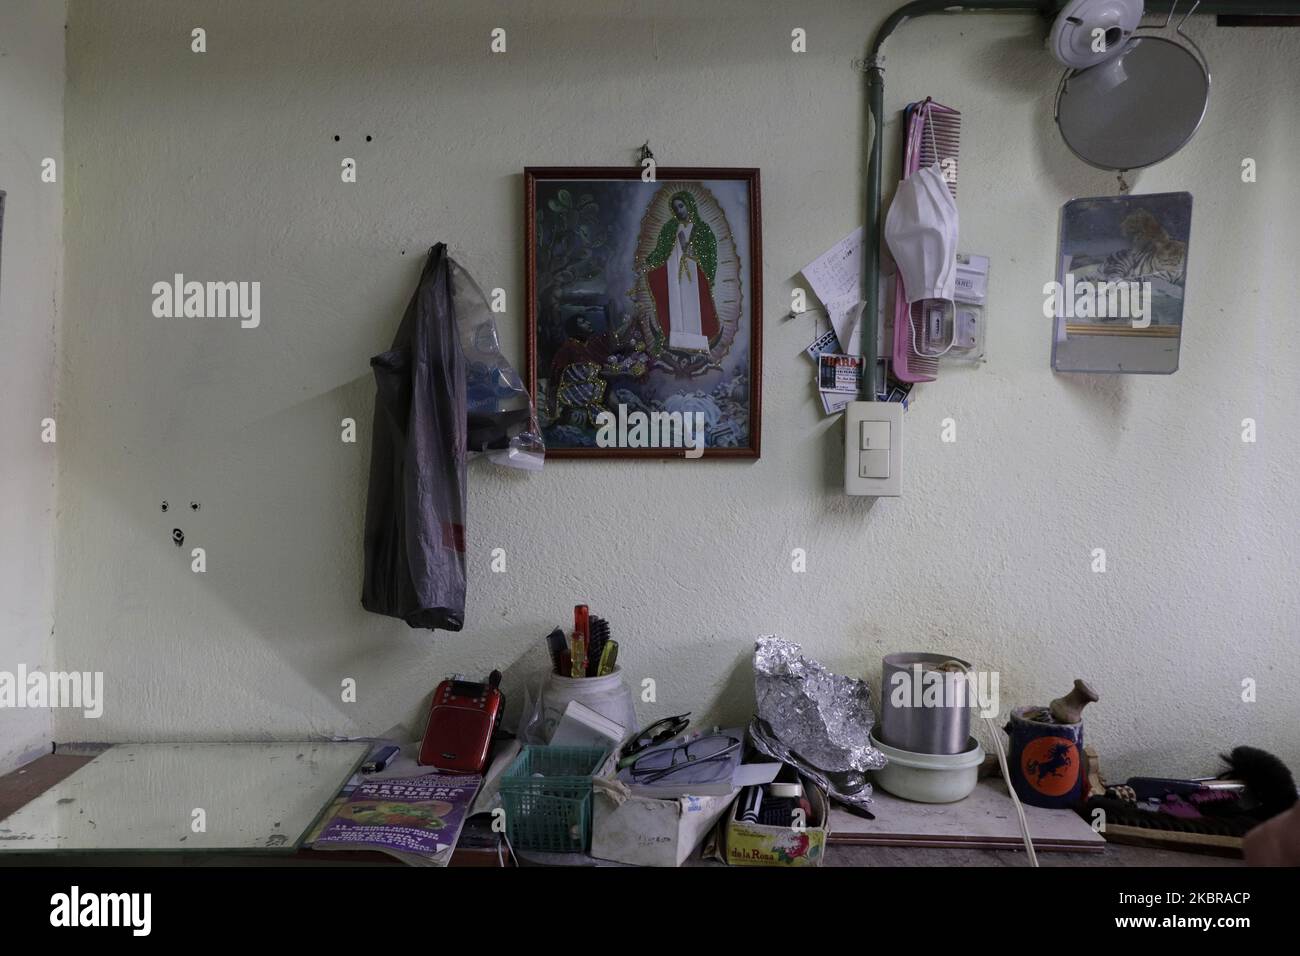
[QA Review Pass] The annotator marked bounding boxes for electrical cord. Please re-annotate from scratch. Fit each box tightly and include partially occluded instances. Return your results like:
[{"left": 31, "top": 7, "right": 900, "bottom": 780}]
[{"left": 941, "top": 659, "right": 1039, "bottom": 867}]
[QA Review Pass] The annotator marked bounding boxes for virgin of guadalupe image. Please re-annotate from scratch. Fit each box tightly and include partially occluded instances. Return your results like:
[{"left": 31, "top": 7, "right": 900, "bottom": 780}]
[{"left": 643, "top": 190, "right": 719, "bottom": 353}]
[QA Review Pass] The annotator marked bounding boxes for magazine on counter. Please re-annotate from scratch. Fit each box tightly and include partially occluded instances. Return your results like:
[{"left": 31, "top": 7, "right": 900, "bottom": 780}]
[{"left": 309, "top": 772, "right": 481, "bottom": 866}]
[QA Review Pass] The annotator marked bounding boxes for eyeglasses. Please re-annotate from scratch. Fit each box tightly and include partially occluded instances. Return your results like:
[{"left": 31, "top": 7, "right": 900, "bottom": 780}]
[
  {"left": 628, "top": 735, "right": 741, "bottom": 784},
  {"left": 618, "top": 713, "right": 691, "bottom": 768}
]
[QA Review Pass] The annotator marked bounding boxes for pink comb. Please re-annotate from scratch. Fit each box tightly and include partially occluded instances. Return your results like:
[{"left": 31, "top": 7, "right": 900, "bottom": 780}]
[{"left": 891, "top": 98, "right": 961, "bottom": 384}]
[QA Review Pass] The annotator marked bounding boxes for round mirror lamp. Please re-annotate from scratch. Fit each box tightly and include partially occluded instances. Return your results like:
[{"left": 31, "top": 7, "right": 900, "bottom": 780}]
[{"left": 1056, "top": 35, "right": 1210, "bottom": 172}]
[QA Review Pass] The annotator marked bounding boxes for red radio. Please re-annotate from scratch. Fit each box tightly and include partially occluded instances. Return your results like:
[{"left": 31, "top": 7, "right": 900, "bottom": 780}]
[{"left": 417, "top": 670, "right": 504, "bottom": 774}]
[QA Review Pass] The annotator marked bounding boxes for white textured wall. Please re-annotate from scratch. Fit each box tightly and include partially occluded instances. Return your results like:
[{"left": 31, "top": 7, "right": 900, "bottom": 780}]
[
  {"left": 56, "top": 1, "right": 1299, "bottom": 781},
  {"left": 0, "top": 0, "right": 65, "bottom": 772}
]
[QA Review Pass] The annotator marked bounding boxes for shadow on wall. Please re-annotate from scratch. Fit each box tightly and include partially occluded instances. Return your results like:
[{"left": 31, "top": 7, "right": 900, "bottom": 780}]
[
  {"left": 80, "top": 3, "right": 810, "bottom": 102},
  {"left": 93, "top": 372, "right": 389, "bottom": 726},
  {"left": 712, "top": 645, "right": 759, "bottom": 726},
  {"left": 974, "top": 21, "right": 1119, "bottom": 199},
  {"left": 52, "top": 251, "right": 419, "bottom": 738}
]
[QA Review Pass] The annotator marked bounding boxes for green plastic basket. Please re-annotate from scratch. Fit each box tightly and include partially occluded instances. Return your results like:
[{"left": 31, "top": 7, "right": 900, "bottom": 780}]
[{"left": 499, "top": 745, "right": 607, "bottom": 853}]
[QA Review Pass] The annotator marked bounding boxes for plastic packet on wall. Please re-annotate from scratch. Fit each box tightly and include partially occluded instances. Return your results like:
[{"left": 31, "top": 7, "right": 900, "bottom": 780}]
[
  {"left": 449, "top": 258, "right": 546, "bottom": 471},
  {"left": 939, "top": 252, "right": 988, "bottom": 365}
]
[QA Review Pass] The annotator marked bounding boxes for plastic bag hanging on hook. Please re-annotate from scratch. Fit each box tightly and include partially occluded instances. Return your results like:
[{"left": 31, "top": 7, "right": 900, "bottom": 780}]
[
  {"left": 362, "top": 245, "right": 545, "bottom": 633},
  {"left": 449, "top": 258, "right": 546, "bottom": 471},
  {"left": 364, "top": 244, "right": 469, "bottom": 631}
]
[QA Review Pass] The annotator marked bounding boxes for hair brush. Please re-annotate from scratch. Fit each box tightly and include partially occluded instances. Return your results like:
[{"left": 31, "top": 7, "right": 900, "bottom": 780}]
[
  {"left": 586, "top": 617, "right": 611, "bottom": 677},
  {"left": 1220, "top": 746, "right": 1297, "bottom": 821},
  {"left": 1085, "top": 795, "right": 1257, "bottom": 838},
  {"left": 544, "top": 627, "right": 567, "bottom": 675}
]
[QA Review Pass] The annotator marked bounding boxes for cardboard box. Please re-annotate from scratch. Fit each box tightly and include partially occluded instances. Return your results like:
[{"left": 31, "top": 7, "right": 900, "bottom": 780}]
[
  {"left": 589, "top": 752, "right": 739, "bottom": 867},
  {"left": 718, "top": 778, "right": 830, "bottom": 867},
  {"left": 549, "top": 699, "right": 625, "bottom": 750}
]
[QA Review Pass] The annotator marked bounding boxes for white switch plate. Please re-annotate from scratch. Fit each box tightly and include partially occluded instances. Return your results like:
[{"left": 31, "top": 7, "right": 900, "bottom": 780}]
[{"left": 844, "top": 401, "right": 902, "bottom": 496}]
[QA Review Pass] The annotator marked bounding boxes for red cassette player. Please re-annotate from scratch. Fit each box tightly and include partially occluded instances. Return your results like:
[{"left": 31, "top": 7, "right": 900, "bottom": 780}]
[{"left": 417, "top": 670, "right": 504, "bottom": 774}]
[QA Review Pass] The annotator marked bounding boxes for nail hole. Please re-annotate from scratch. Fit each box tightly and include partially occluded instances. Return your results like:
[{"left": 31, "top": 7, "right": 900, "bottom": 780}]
[
  {"left": 366, "top": 135, "right": 373, "bottom": 142},
  {"left": 333, "top": 134, "right": 340, "bottom": 142},
  {"left": 161, "top": 501, "right": 169, "bottom": 512},
  {"left": 190, "top": 501, "right": 200, "bottom": 511}
]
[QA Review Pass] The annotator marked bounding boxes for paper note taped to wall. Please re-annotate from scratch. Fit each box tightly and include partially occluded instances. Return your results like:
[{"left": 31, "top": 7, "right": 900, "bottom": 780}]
[{"left": 802, "top": 228, "right": 864, "bottom": 356}]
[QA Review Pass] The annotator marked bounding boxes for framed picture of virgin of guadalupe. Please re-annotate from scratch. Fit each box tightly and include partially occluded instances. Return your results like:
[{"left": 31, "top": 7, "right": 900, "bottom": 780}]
[{"left": 525, "top": 167, "right": 762, "bottom": 459}]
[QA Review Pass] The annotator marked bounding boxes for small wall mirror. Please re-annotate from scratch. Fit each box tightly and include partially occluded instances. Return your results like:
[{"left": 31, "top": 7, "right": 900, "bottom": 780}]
[
  {"left": 1054, "top": 4, "right": 1211, "bottom": 172},
  {"left": 1050, "top": 192, "right": 1192, "bottom": 375}
]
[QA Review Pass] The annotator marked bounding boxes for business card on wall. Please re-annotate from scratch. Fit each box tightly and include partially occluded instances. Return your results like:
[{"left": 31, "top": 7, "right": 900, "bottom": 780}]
[
  {"left": 817, "top": 352, "right": 864, "bottom": 416},
  {"left": 821, "top": 391, "right": 853, "bottom": 415},
  {"left": 804, "top": 327, "right": 838, "bottom": 362},
  {"left": 818, "top": 352, "right": 863, "bottom": 394}
]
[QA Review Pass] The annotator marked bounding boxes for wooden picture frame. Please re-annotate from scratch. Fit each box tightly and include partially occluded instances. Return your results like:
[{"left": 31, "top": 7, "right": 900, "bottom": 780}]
[{"left": 525, "top": 167, "right": 762, "bottom": 459}]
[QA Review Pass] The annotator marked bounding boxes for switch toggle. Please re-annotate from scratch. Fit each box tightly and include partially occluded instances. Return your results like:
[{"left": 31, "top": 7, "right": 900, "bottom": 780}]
[
  {"left": 859, "top": 449, "right": 890, "bottom": 479},
  {"left": 860, "top": 420, "right": 891, "bottom": 451}
]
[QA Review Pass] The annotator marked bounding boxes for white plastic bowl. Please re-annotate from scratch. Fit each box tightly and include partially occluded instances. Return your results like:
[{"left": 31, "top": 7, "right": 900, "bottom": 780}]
[{"left": 870, "top": 727, "right": 984, "bottom": 803}]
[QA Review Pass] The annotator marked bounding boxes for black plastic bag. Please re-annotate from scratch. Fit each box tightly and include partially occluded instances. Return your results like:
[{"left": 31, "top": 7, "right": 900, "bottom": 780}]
[{"left": 362, "top": 244, "right": 468, "bottom": 631}]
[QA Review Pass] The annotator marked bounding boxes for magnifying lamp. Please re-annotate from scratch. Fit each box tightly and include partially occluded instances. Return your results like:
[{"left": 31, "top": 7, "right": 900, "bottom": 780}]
[{"left": 1052, "top": 0, "right": 1211, "bottom": 171}]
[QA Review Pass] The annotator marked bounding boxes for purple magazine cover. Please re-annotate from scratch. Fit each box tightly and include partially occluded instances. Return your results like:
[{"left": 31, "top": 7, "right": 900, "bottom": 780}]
[{"left": 313, "top": 773, "right": 481, "bottom": 860}]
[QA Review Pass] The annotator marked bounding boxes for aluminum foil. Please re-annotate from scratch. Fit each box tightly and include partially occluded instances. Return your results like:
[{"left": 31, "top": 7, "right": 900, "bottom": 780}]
[{"left": 751, "top": 636, "right": 886, "bottom": 810}]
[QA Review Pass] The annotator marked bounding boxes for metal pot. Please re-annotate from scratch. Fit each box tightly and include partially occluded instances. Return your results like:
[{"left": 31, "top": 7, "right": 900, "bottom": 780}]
[{"left": 879, "top": 652, "right": 971, "bottom": 755}]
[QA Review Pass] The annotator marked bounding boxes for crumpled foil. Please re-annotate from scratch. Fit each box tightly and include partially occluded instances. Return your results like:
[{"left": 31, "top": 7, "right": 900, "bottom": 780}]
[{"left": 751, "top": 636, "right": 886, "bottom": 811}]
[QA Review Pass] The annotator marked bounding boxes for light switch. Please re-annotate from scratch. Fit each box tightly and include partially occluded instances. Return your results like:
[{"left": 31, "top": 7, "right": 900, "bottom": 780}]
[
  {"left": 860, "top": 420, "right": 891, "bottom": 450},
  {"left": 844, "top": 401, "right": 902, "bottom": 497},
  {"left": 859, "top": 449, "right": 890, "bottom": 479}
]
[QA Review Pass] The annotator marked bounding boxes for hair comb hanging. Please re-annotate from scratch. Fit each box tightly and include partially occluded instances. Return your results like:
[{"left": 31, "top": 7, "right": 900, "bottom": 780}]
[{"left": 891, "top": 98, "right": 961, "bottom": 384}]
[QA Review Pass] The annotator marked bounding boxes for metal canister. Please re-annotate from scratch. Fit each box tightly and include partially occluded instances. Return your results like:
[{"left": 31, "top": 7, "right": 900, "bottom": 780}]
[
  {"left": 1005, "top": 706, "right": 1086, "bottom": 808},
  {"left": 879, "top": 652, "right": 971, "bottom": 755}
]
